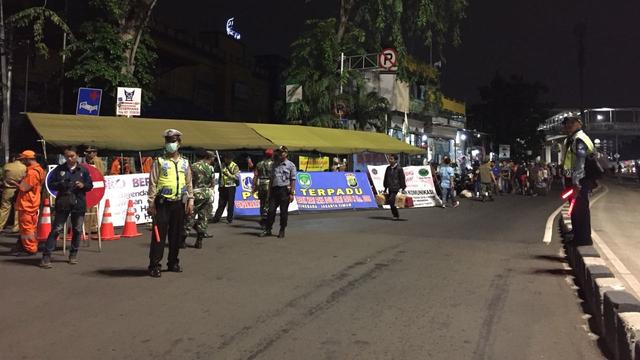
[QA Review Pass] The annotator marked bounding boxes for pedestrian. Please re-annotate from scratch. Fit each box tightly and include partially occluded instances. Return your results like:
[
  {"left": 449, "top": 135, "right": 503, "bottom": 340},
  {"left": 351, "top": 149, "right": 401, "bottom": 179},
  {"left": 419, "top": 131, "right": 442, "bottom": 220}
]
[
  {"left": 84, "top": 146, "right": 104, "bottom": 234},
  {"left": 561, "top": 116, "right": 596, "bottom": 246},
  {"left": 253, "top": 148, "right": 274, "bottom": 229},
  {"left": 10, "top": 150, "right": 44, "bottom": 256},
  {"left": 147, "top": 129, "right": 194, "bottom": 277},
  {"left": 383, "top": 154, "right": 406, "bottom": 220},
  {"left": 183, "top": 150, "right": 215, "bottom": 249},
  {"left": 41, "top": 146, "right": 94, "bottom": 268},
  {"left": 0, "top": 154, "right": 26, "bottom": 233},
  {"left": 438, "top": 156, "right": 459, "bottom": 208},
  {"left": 84, "top": 146, "right": 105, "bottom": 175},
  {"left": 479, "top": 158, "right": 496, "bottom": 201},
  {"left": 212, "top": 152, "right": 240, "bottom": 224},
  {"left": 491, "top": 160, "right": 501, "bottom": 195},
  {"left": 500, "top": 161, "right": 512, "bottom": 194},
  {"left": 332, "top": 157, "right": 346, "bottom": 171},
  {"left": 260, "top": 146, "right": 296, "bottom": 238}
]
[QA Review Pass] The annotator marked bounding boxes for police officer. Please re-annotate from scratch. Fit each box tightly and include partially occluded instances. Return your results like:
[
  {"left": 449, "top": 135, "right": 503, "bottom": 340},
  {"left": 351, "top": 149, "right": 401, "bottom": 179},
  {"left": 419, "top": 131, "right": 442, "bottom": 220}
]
[
  {"left": 252, "top": 149, "right": 274, "bottom": 229},
  {"left": 561, "top": 116, "right": 594, "bottom": 246},
  {"left": 212, "top": 153, "right": 240, "bottom": 224},
  {"left": 147, "top": 129, "right": 194, "bottom": 278},
  {"left": 260, "top": 146, "right": 296, "bottom": 238},
  {"left": 184, "top": 150, "right": 215, "bottom": 249}
]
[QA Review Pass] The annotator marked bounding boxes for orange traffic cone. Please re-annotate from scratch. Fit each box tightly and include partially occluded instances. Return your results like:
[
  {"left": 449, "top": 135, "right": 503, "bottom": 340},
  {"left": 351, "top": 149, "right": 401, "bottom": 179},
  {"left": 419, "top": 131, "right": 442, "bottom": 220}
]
[
  {"left": 120, "top": 200, "right": 142, "bottom": 237},
  {"left": 36, "top": 199, "right": 52, "bottom": 242},
  {"left": 93, "top": 199, "right": 120, "bottom": 241}
]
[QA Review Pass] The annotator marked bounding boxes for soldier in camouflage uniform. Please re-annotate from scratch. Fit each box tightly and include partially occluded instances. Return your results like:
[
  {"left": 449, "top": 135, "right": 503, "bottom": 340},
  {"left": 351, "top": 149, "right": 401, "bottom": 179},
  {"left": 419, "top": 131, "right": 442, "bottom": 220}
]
[
  {"left": 184, "top": 150, "right": 215, "bottom": 249},
  {"left": 253, "top": 149, "right": 274, "bottom": 228}
]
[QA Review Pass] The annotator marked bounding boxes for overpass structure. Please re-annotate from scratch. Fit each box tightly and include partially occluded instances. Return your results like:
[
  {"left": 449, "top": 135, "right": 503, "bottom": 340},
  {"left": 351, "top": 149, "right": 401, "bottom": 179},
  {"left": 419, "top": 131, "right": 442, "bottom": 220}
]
[{"left": 540, "top": 107, "right": 640, "bottom": 163}]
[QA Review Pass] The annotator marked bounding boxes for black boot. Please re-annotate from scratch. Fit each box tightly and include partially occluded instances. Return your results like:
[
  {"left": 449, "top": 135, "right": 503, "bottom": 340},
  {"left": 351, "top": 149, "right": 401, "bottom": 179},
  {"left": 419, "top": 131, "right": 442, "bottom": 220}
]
[
  {"left": 195, "top": 235, "right": 203, "bottom": 249},
  {"left": 277, "top": 228, "right": 285, "bottom": 238},
  {"left": 179, "top": 235, "right": 187, "bottom": 249}
]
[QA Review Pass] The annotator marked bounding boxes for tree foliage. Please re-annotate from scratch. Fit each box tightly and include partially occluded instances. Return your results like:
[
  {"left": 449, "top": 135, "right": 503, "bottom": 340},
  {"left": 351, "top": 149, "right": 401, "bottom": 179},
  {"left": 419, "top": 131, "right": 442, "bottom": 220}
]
[
  {"left": 6, "top": 5, "right": 73, "bottom": 57},
  {"left": 66, "top": 0, "right": 157, "bottom": 103},
  {"left": 284, "top": 0, "right": 467, "bottom": 128},
  {"left": 469, "top": 73, "right": 552, "bottom": 160}
]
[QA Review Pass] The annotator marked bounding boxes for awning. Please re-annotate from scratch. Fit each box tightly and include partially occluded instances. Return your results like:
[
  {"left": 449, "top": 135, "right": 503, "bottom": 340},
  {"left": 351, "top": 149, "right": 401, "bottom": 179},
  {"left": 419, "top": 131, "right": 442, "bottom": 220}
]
[
  {"left": 26, "top": 113, "right": 273, "bottom": 151},
  {"left": 25, "top": 113, "right": 424, "bottom": 155},
  {"left": 248, "top": 123, "right": 424, "bottom": 155}
]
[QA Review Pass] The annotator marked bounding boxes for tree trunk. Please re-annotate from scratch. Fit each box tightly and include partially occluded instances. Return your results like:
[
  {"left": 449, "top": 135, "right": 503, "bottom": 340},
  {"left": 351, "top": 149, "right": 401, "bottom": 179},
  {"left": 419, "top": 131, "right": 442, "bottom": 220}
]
[
  {"left": 120, "top": 0, "right": 157, "bottom": 78},
  {"left": 1, "top": 0, "right": 11, "bottom": 163},
  {"left": 336, "top": 0, "right": 354, "bottom": 43}
]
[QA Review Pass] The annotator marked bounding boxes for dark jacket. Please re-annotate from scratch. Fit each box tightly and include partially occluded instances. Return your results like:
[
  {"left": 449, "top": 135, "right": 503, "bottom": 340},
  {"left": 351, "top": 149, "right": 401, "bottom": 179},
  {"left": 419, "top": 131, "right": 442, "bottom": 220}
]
[
  {"left": 383, "top": 164, "right": 406, "bottom": 192},
  {"left": 50, "top": 163, "right": 94, "bottom": 213}
]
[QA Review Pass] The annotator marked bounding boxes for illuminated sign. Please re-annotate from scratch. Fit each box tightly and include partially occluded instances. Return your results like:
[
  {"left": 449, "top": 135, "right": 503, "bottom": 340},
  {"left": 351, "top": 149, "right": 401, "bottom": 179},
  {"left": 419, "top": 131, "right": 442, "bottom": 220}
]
[{"left": 226, "top": 18, "right": 241, "bottom": 40}]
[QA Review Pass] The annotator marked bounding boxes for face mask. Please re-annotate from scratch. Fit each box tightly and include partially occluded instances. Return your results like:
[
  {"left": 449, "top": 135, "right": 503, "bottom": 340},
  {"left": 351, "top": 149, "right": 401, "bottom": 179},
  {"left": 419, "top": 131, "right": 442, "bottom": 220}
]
[{"left": 165, "top": 142, "right": 179, "bottom": 153}]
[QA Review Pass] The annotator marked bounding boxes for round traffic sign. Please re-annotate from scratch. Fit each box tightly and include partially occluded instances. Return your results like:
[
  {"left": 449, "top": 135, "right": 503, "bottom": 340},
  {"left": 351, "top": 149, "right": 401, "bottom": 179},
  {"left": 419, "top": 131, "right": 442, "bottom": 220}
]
[
  {"left": 378, "top": 48, "right": 398, "bottom": 70},
  {"left": 45, "top": 163, "right": 106, "bottom": 208}
]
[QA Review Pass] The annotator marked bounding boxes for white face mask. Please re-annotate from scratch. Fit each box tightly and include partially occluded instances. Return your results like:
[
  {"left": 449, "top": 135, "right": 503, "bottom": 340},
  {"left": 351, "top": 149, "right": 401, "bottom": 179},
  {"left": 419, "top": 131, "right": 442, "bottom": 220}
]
[{"left": 165, "top": 142, "right": 179, "bottom": 153}]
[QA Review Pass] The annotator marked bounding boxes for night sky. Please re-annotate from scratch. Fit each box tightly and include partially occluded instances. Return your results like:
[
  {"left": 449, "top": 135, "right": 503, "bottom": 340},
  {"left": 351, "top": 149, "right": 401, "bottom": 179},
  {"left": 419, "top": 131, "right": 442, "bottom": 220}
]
[{"left": 157, "top": 1, "right": 640, "bottom": 109}]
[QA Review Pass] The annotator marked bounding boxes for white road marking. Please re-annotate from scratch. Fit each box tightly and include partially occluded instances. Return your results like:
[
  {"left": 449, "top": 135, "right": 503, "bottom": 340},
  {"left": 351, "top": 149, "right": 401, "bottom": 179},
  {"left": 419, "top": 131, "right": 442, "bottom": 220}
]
[{"left": 542, "top": 203, "right": 564, "bottom": 244}]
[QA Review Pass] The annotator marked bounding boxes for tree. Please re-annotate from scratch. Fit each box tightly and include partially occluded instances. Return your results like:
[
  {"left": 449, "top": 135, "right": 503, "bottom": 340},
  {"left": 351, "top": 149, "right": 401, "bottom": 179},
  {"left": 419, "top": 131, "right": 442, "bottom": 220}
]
[
  {"left": 284, "top": 0, "right": 468, "bottom": 128},
  {"left": 66, "top": 0, "right": 157, "bottom": 105},
  {"left": 468, "top": 73, "right": 552, "bottom": 160},
  {"left": 1, "top": 0, "right": 72, "bottom": 162}
]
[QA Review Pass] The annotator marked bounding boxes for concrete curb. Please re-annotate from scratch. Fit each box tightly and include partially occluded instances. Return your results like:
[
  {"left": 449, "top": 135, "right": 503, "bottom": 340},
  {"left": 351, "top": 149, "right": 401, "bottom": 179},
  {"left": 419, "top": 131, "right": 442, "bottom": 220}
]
[{"left": 558, "top": 201, "right": 640, "bottom": 359}]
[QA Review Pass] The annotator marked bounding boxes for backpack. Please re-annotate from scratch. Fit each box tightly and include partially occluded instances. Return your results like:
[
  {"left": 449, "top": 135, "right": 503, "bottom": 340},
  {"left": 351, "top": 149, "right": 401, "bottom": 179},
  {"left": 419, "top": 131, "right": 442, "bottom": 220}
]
[{"left": 585, "top": 150, "right": 607, "bottom": 181}]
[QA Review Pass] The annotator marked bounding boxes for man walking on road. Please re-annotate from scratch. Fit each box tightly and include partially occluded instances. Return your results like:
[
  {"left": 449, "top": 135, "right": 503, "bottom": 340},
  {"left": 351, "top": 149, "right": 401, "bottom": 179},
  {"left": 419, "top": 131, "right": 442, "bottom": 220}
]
[
  {"left": 147, "top": 129, "right": 194, "bottom": 277},
  {"left": 253, "top": 148, "right": 274, "bottom": 229},
  {"left": 260, "top": 146, "right": 296, "bottom": 238},
  {"left": 383, "top": 154, "right": 406, "bottom": 220},
  {"left": 212, "top": 153, "right": 240, "bottom": 224},
  {"left": 11, "top": 151, "right": 44, "bottom": 256},
  {"left": 561, "top": 116, "right": 595, "bottom": 246},
  {"left": 0, "top": 154, "right": 26, "bottom": 232},
  {"left": 41, "top": 147, "right": 93, "bottom": 267},
  {"left": 438, "top": 156, "right": 459, "bottom": 208},
  {"left": 479, "top": 158, "right": 497, "bottom": 201},
  {"left": 184, "top": 150, "right": 215, "bottom": 249}
]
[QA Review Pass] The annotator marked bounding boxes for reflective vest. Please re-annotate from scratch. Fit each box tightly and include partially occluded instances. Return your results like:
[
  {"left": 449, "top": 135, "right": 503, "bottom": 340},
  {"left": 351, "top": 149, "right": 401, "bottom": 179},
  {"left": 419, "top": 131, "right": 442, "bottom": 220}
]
[
  {"left": 563, "top": 130, "right": 594, "bottom": 171},
  {"left": 156, "top": 156, "right": 189, "bottom": 200}
]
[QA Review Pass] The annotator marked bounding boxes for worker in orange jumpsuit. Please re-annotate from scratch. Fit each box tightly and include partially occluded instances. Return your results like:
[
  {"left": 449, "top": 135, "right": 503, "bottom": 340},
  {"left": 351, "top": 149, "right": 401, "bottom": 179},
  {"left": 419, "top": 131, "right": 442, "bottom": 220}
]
[
  {"left": 11, "top": 150, "right": 45, "bottom": 255},
  {"left": 110, "top": 156, "right": 121, "bottom": 175}
]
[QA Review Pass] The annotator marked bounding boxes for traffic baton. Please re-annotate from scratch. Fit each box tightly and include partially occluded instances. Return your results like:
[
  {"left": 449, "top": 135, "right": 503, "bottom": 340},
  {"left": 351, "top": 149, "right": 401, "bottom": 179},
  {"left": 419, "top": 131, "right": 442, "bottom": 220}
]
[{"left": 153, "top": 224, "right": 160, "bottom": 243}]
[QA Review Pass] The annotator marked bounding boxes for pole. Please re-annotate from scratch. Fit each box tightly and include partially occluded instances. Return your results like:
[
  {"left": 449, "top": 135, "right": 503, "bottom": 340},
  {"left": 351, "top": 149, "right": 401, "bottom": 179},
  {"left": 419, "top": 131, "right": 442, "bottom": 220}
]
[
  {"left": 1, "top": 0, "right": 11, "bottom": 163},
  {"left": 58, "top": 0, "right": 67, "bottom": 114},
  {"left": 339, "top": 52, "right": 344, "bottom": 95},
  {"left": 23, "top": 43, "right": 29, "bottom": 113}
]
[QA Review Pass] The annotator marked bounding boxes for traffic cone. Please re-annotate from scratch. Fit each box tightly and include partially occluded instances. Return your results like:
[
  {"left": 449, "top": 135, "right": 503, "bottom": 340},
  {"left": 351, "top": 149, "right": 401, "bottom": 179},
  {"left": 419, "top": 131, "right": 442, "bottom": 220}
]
[
  {"left": 36, "top": 199, "right": 52, "bottom": 242},
  {"left": 120, "top": 199, "right": 142, "bottom": 237},
  {"left": 93, "top": 199, "right": 120, "bottom": 241}
]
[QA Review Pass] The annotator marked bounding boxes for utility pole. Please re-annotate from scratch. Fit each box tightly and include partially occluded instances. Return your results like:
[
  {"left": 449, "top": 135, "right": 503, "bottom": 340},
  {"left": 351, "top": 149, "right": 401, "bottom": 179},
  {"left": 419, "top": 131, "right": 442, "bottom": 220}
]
[
  {"left": 0, "top": 0, "right": 11, "bottom": 163},
  {"left": 574, "top": 23, "right": 586, "bottom": 123}
]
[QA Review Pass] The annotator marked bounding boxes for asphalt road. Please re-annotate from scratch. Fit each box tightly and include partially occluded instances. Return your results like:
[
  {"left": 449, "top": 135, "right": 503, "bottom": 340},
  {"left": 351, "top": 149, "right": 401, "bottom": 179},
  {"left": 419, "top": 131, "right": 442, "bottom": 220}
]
[
  {"left": 591, "top": 179, "right": 640, "bottom": 297},
  {"left": 0, "top": 187, "right": 605, "bottom": 360}
]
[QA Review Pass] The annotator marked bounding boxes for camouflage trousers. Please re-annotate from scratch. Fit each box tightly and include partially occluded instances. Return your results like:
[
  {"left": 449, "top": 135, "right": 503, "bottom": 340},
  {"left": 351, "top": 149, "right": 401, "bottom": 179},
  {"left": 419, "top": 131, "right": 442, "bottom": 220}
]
[
  {"left": 258, "top": 187, "right": 270, "bottom": 220},
  {"left": 185, "top": 197, "right": 213, "bottom": 236}
]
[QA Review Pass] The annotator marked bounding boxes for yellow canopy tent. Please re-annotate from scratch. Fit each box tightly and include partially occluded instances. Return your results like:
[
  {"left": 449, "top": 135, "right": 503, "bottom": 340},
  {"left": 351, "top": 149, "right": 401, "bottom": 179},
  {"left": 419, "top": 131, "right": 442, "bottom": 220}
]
[
  {"left": 25, "top": 113, "right": 424, "bottom": 155},
  {"left": 247, "top": 123, "right": 424, "bottom": 155},
  {"left": 26, "top": 113, "right": 273, "bottom": 151}
]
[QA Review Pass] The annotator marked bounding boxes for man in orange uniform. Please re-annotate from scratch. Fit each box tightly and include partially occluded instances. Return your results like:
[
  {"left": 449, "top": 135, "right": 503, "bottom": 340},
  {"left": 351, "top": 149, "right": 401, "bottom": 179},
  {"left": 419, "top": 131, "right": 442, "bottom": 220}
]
[{"left": 11, "top": 150, "right": 45, "bottom": 255}]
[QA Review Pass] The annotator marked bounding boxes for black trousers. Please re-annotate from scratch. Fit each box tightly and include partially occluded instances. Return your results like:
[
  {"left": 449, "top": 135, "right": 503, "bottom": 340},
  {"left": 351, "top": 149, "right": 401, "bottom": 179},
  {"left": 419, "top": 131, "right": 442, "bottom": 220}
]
[
  {"left": 565, "top": 178, "right": 592, "bottom": 246},
  {"left": 149, "top": 200, "right": 185, "bottom": 269},
  {"left": 265, "top": 186, "right": 291, "bottom": 231},
  {"left": 388, "top": 191, "right": 399, "bottom": 218},
  {"left": 213, "top": 186, "right": 236, "bottom": 222}
]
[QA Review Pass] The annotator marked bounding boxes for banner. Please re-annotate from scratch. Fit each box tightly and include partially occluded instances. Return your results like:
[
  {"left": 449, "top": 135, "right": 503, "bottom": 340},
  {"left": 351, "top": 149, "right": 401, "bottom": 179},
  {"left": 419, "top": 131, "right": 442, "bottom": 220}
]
[
  {"left": 234, "top": 172, "right": 299, "bottom": 216},
  {"left": 98, "top": 174, "right": 153, "bottom": 227},
  {"left": 298, "top": 156, "right": 330, "bottom": 172},
  {"left": 367, "top": 165, "right": 441, "bottom": 208},
  {"left": 116, "top": 87, "right": 142, "bottom": 116},
  {"left": 294, "top": 172, "right": 377, "bottom": 211}
]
